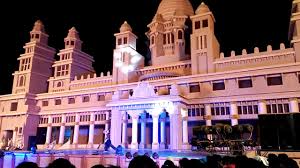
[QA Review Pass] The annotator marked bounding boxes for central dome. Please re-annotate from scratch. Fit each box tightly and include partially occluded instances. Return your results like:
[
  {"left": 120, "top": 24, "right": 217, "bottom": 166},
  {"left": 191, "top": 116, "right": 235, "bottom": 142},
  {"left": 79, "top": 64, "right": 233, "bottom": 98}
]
[{"left": 156, "top": 0, "right": 194, "bottom": 20}]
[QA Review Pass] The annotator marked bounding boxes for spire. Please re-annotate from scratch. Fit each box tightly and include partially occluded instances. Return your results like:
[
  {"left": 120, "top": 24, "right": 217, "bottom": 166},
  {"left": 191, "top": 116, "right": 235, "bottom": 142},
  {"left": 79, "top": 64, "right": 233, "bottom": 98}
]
[
  {"left": 67, "top": 27, "right": 80, "bottom": 40},
  {"left": 32, "top": 20, "right": 45, "bottom": 32},
  {"left": 195, "top": 2, "right": 210, "bottom": 15},
  {"left": 120, "top": 21, "right": 132, "bottom": 33}
]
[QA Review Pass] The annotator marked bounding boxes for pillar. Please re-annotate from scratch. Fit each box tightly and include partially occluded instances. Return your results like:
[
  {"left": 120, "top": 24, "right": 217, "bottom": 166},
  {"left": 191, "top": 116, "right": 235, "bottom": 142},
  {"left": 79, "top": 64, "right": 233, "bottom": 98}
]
[
  {"left": 152, "top": 114, "right": 159, "bottom": 150},
  {"left": 139, "top": 113, "right": 146, "bottom": 149},
  {"left": 289, "top": 98, "right": 299, "bottom": 112},
  {"left": 88, "top": 113, "right": 95, "bottom": 147},
  {"left": 45, "top": 116, "right": 52, "bottom": 145},
  {"left": 73, "top": 113, "right": 80, "bottom": 146},
  {"left": 121, "top": 111, "right": 128, "bottom": 147},
  {"left": 58, "top": 115, "right": 66, "bottom": 145},
  {"left": 181, "top": 108, "right": 190, "bottom": 149},
  {"left": 169, "top": 105, "right": 183, "bottom": 150},
  {"left": 230, "top": 102, "right": 238, "bottom": 126},
  {"left": 258, "top": 100, "right": 267, "bottom": 114},
  {"left": 104, "top": 111, "right": 110, "bottom": 140},
  {"left": 131, "top": 115, "right": 139, "bottom": 149},
  {"left": 205, "top": 104, "right": 212, "bottom": 140},
  {"left": 160, "top": 117, "right": 166, "bottom": 149},
  {"left": 110, "top": 109, "right": 122, "bottom": 146}
]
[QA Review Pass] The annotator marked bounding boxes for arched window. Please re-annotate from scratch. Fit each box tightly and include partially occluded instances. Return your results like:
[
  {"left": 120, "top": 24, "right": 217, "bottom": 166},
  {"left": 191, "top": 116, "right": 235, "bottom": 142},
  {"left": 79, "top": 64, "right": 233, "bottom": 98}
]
[
  {"left": 18, "top": 76, "right": 25, "bottom": 86},
  {"left": 57, "top": 81, "right": 63, "bottom": 87},
  {"left": 178, "top": 30, "right": 183, "bottom": 40},
  {"left": 151, "top": 36, "right": 155, "bottom": 45}
]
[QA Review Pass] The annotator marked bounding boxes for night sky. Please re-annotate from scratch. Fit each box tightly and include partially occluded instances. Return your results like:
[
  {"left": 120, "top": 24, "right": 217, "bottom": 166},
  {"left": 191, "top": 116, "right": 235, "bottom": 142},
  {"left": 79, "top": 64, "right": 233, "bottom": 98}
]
[{"left": 0, "top": 0, "right": 292, "bottom": 95}]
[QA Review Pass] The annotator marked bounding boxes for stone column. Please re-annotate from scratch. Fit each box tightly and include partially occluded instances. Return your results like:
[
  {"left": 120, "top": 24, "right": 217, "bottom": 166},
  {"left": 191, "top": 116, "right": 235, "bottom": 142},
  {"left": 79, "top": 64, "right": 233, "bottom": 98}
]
[
  {"left": 58, "top": 115, "right": 66, "bottom": 145},
  {"left": 121, "top": 111, "right": 128, "bottom": 147},
  {"left": 152, "top": 114, "right": 159, "bottom": 150},
  {"left": 139, "top": 113, "right": 146, "bottom": 149},
  {"left": 169, "top": 105, "right": 183, "bottom": 150},
  {"left": 230, "top": 102, "right": 238, "bottom": 126},
  {"left": 258, "top": 100, "right": 267, "bottom": 114},
  {"left": 45, "top": 116, "right": 53, "bottom": 145},
  {"left": 104, "top": 111, "right": 110, "bottom": 140},
  {"left": 110, "top": 109, "right": 122, "bottom": 146},
  {"left": 181, "top": 108, "right": 189, "bottom": 149},
  {"left": 289, "top": 98, "right": 299, "bottom": 112},
  {"left": 73, "top": 113, "right": 80, "bottom": 146},
  {"left": 131, "top": 115, "right": 139, "bottom": 149},
  {"left": 88, "top": 113, "right": 95, "bottom": 148},
  {"left": 160, "top": 113, "right": 166, "bottom": 149},
  {"left": 205, "top": 104, "right": 212, "bottom": 140}
]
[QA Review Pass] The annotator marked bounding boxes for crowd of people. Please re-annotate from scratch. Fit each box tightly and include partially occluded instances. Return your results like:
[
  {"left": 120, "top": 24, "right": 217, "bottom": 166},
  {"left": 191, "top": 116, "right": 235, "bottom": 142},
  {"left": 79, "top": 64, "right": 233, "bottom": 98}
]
[{"left": 15, "top": 153, "right": 299, "bottom": 168}]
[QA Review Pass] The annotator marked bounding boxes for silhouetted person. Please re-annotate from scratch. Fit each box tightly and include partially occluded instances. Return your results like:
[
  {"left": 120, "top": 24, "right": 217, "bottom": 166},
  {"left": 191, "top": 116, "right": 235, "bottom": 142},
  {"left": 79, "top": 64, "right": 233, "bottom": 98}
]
[
  {"left": 179, "top": 158, "right": 189, "bottom": 168},
  {"left": 128, "top": 155, "right": 157, "bottom": 168},
  {"left": 91, "top": 164, "right": 105, "bottom": 168},
  {"left": 47, "top": 158, "right": 75, "bottom": 168},
  {"left": 162, "top": 160, "right": 177, "bottom": 168},
  {"left": 16, "top": 161, "right": 39, "bottom": 168}
]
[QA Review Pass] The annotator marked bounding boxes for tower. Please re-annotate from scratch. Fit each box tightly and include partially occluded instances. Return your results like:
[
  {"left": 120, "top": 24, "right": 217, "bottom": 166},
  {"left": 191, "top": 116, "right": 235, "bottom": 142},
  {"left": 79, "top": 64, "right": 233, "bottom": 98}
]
[
  {"left": 148, "top": 0, "right": 194, "bottom": 66},
  {"left": 48, "top": 27, "right": 95, "bottom": 92},
  {"left": 112, "top": 21, "right": 144, "bottom": 84},
  {"left": 12, "top": 20, "right": 56, "bottom": 94},
  {"left": 289, "top": 0, "right": 300, "bottom": 62},
  {"left": 190, "top": 3, "right": 220, "bottom": 74}
]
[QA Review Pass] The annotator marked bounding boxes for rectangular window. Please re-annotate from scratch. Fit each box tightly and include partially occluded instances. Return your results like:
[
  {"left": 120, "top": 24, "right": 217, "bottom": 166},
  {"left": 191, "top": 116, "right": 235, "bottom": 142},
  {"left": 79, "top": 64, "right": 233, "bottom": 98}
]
[
  {"left": 163, "top": 34, "right": 166, "bottom": 45},
  {"left": 189, "top": 84, "right": 200, "bottom": 93},
  {"left": 10, "top": 102, "right": 18, "bottom": 111},
  {"left": 213, "top": 82, "right": 225, "bottom": 91},
  {"left": 98, "top": 95, "right": 105, "bottom": 101},
  {"left": 238, "top": 79, "right": 253, "bottom": 88},
  {"left": 298, "top": 74, "right": 300, "bottom": 83},
  {"left": 117, "top": 38, "right": 122, "bottom": 45},
  {"left": 35, "top": 34, "right": 40, "bottom": 39},
  {"left": 253, "top": 105, "right": 258, "bottom": 114},
  {"left": 42, "top": 101, "right": 48, "bottom": 107},
  {"left": 204, "top": 35, "right": 207, "bottom": 48},
  {"left": 195, "top": 21, "right": 200, "bottom": 29},
  {"left": 267, "top": 105, "right": 271, "bottom": 114},
  {"left": 56, "top": 64, "right": 69, "bottom": 77},
  {"left": 68, "top": 98, "right": 75, "bottom": 104},
  {"left": 123, "top": 37, "right": 128, "bottom": 44},
  {"left": 238, "top": 106, "right": 242, "bottom": 114},
  {"left": 71, "top": 41, "right": 75, "bottom": 45},
  {"left": 55, "top": 99, "right": 61, "bottom": 105},
  {"left": 267, "top": 76, "right": 283, "bottom": 86},
  {"left": 83, "top": 96, "right": 90, "bottom": 103},
  {"left": 202, "top": 19, "right": 208, "bottom": 28}
]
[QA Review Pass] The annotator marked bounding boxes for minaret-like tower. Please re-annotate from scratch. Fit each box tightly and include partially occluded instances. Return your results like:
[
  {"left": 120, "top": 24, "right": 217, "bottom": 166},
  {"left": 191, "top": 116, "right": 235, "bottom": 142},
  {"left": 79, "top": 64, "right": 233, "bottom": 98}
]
[
  {"left": 112, "top": 21, "right": 144, "bottom": 84},
  {"left": 147, "top": 0, "right": 194, "bottom": 66},
  {"left": 289, "top": 0, "right": 300, "bottom": 62},
  {"left": 48, "top": 27, "right": 95, "bottom": 92},
  {"left": 190, "top": 3, "right": 220, "bottom": 74},
  {"left": 12, "top": 20, "right": 56, "bottom": 94}
]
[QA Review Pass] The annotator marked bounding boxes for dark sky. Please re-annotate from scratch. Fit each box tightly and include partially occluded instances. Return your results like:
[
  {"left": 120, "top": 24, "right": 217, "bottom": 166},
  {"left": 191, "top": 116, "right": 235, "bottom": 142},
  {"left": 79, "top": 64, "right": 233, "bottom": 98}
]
[{"left": 0, "top": 0, "right": 292, "bottom": 95}]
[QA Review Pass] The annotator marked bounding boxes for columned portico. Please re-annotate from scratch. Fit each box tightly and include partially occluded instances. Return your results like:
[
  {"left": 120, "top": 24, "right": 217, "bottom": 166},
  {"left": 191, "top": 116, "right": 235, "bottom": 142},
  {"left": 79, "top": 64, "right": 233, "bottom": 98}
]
[
  {"left": 58, "top": 114, "right": 66, "bottom": 145},
  {"left": 88, "top": 113, "right": 95, "bottom": 148},
  {"left": 148, "top": 109, "right": 161, "bottom": 150},
  {"left": 45, "top": 116, "right": 53, "bottom": 145},
  {"left": 127, "top": 110, "right": 143, "bottom": 150},
  {"left": 230, "top": 102, "right": 239, "bottom": 126}
]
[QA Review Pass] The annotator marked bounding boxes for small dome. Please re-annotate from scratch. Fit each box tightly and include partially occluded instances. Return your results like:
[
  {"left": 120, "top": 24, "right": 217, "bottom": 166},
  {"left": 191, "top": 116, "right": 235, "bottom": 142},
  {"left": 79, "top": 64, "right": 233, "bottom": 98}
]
[
  {"left": 156, "top": 0, "right": 194, "bottom": 20},
  {"left": 32, "top": 20, "right": 45, "bottom": 32},
  {"left": 67, "top": 27, "right": 80, "bottom": 39},
  {"left": 120, "top": 21, "right": 132, "bottom": 33},
  {"left": 195, "top": 2, "right": 210, "bottom": 15}
]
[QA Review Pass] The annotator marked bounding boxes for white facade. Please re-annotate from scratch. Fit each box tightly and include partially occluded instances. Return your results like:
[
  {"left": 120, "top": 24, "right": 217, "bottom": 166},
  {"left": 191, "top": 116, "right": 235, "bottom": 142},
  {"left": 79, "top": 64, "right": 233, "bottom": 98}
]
[{"left": 0, "top": 0, "right": 300, "bottom": 150}]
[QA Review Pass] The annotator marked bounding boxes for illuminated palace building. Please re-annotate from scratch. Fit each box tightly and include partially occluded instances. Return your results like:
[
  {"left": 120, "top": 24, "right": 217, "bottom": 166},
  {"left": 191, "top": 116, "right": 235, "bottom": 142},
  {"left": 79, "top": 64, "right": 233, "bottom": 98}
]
[{"left": 0, "top": 0, "right": 300, "bottom": 151}]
